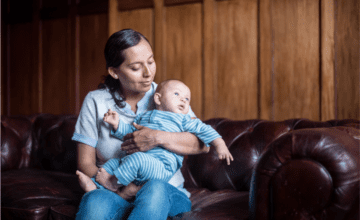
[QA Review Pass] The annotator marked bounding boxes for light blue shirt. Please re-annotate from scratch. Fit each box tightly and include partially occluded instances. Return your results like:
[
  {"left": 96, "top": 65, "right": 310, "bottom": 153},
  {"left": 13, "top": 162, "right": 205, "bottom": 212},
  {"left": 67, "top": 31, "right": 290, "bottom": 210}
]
[{"left": 72, "top": 82, "right": 195, "bottom": 197}]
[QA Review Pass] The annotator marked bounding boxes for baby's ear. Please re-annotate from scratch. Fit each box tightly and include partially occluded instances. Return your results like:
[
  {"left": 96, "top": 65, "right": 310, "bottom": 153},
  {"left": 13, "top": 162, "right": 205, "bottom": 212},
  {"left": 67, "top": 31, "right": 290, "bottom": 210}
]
[{"left": 154, "top": 92, "right": 161, "bottom": 106}]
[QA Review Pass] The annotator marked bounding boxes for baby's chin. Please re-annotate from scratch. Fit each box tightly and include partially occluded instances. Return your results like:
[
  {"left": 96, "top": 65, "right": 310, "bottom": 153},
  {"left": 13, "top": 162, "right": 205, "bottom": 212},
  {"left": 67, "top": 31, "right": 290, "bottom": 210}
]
[{"left": 168, "top": 109, "right": 189, "bottom": 115}]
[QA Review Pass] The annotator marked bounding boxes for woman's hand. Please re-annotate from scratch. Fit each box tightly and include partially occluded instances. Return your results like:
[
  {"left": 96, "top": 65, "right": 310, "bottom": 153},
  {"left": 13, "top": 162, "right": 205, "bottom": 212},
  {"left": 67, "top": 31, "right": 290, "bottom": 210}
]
[
  {"left": 122, "top": 123, "right": 208, "bottom": 155},
  {"left": 121, "top": 123, "right": 159, "bottom": 154}
]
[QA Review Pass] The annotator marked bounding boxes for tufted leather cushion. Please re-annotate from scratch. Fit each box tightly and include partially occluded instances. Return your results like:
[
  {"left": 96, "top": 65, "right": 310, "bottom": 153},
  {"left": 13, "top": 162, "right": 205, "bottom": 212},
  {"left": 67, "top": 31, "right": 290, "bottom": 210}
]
[{"left": 1, "top": 115, "right": 359, "bottom": 220}]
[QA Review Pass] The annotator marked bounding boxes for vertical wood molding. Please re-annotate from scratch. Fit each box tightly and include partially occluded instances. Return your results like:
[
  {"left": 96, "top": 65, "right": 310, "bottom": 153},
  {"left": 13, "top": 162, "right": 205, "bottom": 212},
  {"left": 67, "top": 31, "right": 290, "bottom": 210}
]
[
  {"left": 109, "top": 0, "right": 118, "bottom": 36},
  {"left": 259, "top": 0, "right": 272, "bottom": 120},
  {"left": 154, "top": 0, "right": 165, "bottom": 83},
  {"left": 75, "top": 16, "right": 80, "bottom": 114},
  {"left": 335, "top": 0, "right": 359, "bottom": 119},
  {"left": 320, "top": 0, "right": 335, "bottom": 121},
  {"left": 6, "top": 25, "right": 10, "bottom": 115},
  {"left": 33, "top": 0, "right": 42, "bottom": 113},
  {"left": 203, "top": 0, "right": 216, "bottom": 119}
]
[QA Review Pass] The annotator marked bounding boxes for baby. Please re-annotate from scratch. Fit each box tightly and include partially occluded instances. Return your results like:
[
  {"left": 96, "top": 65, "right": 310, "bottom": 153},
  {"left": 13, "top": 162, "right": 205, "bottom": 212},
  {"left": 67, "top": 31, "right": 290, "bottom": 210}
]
[{"left": 77, "top": 79, "right": 233, "bottom": 199}]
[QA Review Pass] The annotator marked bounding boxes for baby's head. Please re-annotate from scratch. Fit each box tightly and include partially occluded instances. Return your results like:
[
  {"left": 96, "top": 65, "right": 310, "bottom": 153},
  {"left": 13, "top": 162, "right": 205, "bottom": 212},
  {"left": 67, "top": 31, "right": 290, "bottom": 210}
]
[{"left": 154, "top": 80, "right": 191, "bottom": 114}]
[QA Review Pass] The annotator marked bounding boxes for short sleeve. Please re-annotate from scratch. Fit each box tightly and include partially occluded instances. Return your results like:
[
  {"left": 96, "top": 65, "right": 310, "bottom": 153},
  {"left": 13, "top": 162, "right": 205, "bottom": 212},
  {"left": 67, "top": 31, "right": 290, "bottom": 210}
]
[{"left": 72, "top": 93, "right": 99, "bottom": 147}]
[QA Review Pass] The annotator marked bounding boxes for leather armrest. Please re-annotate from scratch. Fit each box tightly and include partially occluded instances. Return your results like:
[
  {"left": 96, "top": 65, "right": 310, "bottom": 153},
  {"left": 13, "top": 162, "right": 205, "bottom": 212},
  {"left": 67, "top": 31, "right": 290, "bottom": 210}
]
[{"left": 249, "top": 127, "right": 359, "bottom": 220}]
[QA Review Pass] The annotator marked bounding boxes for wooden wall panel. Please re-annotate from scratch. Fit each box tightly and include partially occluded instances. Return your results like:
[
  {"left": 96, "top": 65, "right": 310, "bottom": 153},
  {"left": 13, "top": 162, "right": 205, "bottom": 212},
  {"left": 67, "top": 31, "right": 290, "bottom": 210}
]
[
  {"left": 3, "top": 0, "right": 359, "bottom": 121},
  {"left": 259, "top": 0, "right": 272, "bottom": 120},
  {"left": 115, "top": 9, "right": 154, "bottom": 46},
  {"left": 8, "top": 23, "right": 39, "bottom": 115},
  {"left": 203, "top": 0, "right": 216, "bottom": 120},
  {"left": 79, "top": 14, "right": 109, "bottom": 106},
  {"left": 335, "top": 0, "right": 359, "bottom": 120},
  {"left": 164, "top": 4, "right": 202, "bottom": 118},
  {"left": 321, "top": 0, "right": 335, "bottom": 121},
  {"left": 272, "top": 0, "right": 320, "bottom": 121},
  {"left": 216, "top": 0, "right": 258, "bottom": 120},
  {"left": 42, "top": 19, "right": 75, "bottom": 114},
  {"left": 2, "top": 17, "right": 9, "bottom": 115}
]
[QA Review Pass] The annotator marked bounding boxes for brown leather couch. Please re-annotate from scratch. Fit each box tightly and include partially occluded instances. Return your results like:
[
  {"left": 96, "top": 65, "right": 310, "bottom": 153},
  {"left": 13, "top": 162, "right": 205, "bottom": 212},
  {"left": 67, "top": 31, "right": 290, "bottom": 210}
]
[{"left": 1, "top": 114, "right": 359, "bottom": 220}]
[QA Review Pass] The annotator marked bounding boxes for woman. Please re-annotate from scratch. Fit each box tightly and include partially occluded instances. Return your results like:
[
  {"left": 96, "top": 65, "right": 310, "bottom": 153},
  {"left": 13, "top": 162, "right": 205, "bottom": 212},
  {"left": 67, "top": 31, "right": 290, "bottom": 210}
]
[{"left": 72, "top": 29, "right": 208, "bottom": 220}]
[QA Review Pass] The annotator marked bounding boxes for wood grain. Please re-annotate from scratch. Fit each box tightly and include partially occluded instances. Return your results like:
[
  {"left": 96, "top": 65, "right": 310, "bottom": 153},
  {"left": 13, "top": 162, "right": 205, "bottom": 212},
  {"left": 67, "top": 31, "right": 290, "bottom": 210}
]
[
  {"left": 79, "top": 14, "right": 109, "bottom": 107},
  {"left": 108, "top": 0, "right": 118, "bottom": 36},
  {"left": 164, "top": 3, "right": 202, "bottom": 118},
  {"left": 9, "top": 23, "right": 39, "bottom": 115},
  {"left": 216, "top": 0, "right": 258, "bottom": 120},
  {"left": 117, "top": 0, "right": 154, "bottom": 11},
  {"left": 259, "top": 0, "right": 273, "bottom": 120},
  {"left": 42, "top": 19, "right": 75, "bottom": 114},
  {"left": 321, "top": 0, "right": 335, "bottom": 121},
  {"left": 165, "top": 0, "right": 202, "bottom": 6},
  {"left": 335, "top": 0, "right": 359, "bottom": 120},
  {"left": 272, "top": 0, "right": 320, "bottom": 121},
  {"left": 116, "top": 9, "right": 154, "bottom": 46},
  {"left": 154, "top": 0, "right": 165, "bottom": 83},
  {"left": 203, "top": 0, "right": 217, "bottom": 120}
]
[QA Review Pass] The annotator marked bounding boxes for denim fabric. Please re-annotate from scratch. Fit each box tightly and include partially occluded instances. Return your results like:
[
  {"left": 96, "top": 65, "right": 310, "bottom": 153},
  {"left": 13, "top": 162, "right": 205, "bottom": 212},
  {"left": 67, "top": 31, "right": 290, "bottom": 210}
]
[{"left": 76, "top": 179, "right": 191, "bottom": 220}]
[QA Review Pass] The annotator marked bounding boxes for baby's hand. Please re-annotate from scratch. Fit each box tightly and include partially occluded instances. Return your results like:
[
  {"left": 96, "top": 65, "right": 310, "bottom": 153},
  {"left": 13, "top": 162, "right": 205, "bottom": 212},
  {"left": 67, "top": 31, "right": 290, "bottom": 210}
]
[
  {"left": 217, "top": 147, "right": 234, "bottom": 165},
  {"left": 103, "top": 108, "right": 119, "bottom": 130},
  {"left": 211, "top": 138, "right": 234, "bottom": 165}
]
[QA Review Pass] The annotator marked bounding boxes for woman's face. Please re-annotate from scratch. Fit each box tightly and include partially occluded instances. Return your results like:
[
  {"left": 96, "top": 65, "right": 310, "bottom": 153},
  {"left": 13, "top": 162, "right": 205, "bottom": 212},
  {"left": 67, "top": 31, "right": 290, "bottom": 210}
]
[{"left": 111, "top": 39, "right": 156, "bottom": 96}]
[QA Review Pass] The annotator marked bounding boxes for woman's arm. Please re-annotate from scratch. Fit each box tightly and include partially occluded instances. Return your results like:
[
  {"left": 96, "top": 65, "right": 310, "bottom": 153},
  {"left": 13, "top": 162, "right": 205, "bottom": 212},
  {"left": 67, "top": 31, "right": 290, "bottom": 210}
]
[
  {"left": 77, "top": 143, "right": 99, "bottom": 177},
  {"left": 121, "top": 123, "right": 209, "bottom": 155}
]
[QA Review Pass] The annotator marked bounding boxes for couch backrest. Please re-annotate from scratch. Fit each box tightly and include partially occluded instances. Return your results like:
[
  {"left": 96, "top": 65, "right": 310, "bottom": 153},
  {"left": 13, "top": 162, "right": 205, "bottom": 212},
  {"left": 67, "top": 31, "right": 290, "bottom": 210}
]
[
  {"left": 183, "top": 118, "right": 359, "bottom": 191},
  {"left": 1, "top": 114, "right": 359, "bottom": 191},
  {"left": 1, "top": 114, "right": 78, "bottom": 173}
]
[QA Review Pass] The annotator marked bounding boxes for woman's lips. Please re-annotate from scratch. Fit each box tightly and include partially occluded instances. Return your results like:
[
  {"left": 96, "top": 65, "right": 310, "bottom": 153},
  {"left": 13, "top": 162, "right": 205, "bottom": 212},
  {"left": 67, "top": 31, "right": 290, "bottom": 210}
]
[{"left": 141, "top": 81, "right": 152, "bottom": 86}]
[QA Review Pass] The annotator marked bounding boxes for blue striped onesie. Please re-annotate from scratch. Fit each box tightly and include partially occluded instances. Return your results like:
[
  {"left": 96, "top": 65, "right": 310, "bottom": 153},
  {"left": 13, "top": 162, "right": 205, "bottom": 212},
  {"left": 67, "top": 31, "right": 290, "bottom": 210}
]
[{"left": 99, "top": 109, "right": 221, "bottom": 186}]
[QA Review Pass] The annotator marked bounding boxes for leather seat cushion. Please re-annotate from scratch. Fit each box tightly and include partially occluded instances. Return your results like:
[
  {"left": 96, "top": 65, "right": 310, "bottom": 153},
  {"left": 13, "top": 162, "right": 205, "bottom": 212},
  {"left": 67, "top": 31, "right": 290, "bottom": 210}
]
[{"left": 1, "top": 169, "right": 83, "bottom": 220}]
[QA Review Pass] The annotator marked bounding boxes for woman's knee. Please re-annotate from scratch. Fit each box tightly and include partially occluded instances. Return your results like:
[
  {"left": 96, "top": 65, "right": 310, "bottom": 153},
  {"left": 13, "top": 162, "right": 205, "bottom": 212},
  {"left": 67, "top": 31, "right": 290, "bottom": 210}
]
[
  {"left": 76, "top": 189, "right": 130, "bottom": 220},
  {"left": 136, "top": 180, "right": 168, "bottom": 201}
]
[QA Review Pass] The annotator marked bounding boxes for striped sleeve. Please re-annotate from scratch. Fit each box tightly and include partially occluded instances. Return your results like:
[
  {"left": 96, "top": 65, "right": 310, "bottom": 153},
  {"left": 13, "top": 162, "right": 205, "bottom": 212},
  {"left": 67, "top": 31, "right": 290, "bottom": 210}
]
[
  {"left": 111, "top": 119, "right": 136, "bottom": 140},
  {"left": 182, "top": 117, "right": 221, "bottom": 147}
]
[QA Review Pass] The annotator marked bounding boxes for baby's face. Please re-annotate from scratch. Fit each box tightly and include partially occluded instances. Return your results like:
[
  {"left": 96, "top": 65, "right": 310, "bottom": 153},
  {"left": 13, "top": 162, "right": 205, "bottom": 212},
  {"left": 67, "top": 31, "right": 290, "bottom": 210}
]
[{"left": 158, "top": 81, "right": 191, "bottom": 114}]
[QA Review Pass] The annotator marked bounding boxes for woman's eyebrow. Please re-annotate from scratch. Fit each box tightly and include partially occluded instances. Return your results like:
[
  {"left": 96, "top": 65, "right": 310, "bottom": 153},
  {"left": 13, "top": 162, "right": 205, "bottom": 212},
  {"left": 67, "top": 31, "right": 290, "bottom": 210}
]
[{"left": 128, "top": 54, "right": 154, "bottom": 66}]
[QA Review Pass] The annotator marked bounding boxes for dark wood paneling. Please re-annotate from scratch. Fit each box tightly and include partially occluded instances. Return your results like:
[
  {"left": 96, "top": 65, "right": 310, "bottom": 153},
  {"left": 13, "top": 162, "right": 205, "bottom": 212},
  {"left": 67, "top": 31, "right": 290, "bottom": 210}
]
[
  {"left": 42, "top": 19, "right": 75, "bottom": 114},
  {"left": 79, "top": 14, "right": 109, "bottom": 106},
  {"left": 40, "top": 7, "right": 69, "bottom": 20},
  {"left": 165, "top": 3, "right": 202, "bottom": 117},
  {"left": 77, "top": 0, "right": 108, "bottom": 15},
  {"left": 9, "top": 23, "right": 39, "bottom": 115},
  {"left": 273, "top": 0, "right": 320, "bottom": 121},
  {"left": 216, "top": 0, "right": 258, "bottom": 120},
  {"left": 42, "top": 0, "right": 68, "bottom": 9},
  {"left": 321, "top": 0, "right": 335, "bottom": 121},
  {"left": 7, "top": 0, "right": 33, "bottom": 24},
  {"left": 117, "top": 0, "right": 154, "bottom": 11},
  {"left": 165, "top": 0, "right": 202, "bottom": 6},
  {"left": 335, "top": 0, "right": 359, "bottom": 120},
  {"left": 2, "top": 0, "right": 9, "bottom": 115}
]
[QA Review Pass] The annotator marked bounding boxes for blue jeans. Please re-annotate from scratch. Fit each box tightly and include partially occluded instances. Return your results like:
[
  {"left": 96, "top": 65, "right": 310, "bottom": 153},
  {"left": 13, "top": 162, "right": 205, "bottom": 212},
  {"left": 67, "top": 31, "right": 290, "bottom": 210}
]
[{"left": 76, "top": 180, "right": 192, "bottom": 220}]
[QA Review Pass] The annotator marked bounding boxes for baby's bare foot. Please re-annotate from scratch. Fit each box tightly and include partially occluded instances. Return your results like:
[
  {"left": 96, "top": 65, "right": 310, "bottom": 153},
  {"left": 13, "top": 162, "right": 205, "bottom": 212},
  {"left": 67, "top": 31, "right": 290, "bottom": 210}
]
[
  {"left": 96, "top": 168, "right": 122, "bottom": 192},
  {"left": 116, "top": 183, "right": 142, "bottom": 201},
  {"left": 76, "top": 170, "right": 97, "bottom": 192}
]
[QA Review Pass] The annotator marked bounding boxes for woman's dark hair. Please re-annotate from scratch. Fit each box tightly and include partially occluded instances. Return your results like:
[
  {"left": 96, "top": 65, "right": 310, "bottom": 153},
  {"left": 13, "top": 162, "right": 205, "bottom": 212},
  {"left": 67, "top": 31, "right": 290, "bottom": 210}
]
[{"left": 98, "top": 29, "right": 150, "bottom": 108}]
